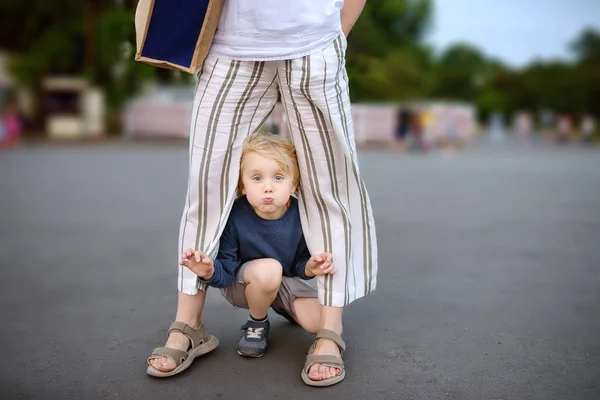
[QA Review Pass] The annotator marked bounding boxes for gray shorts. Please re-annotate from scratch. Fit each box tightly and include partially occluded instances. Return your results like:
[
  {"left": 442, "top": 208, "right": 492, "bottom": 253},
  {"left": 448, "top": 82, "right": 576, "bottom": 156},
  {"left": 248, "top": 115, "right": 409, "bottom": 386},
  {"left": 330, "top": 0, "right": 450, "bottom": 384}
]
[{"left": 219, "top": 263, "right": 317, "bottom": 319}]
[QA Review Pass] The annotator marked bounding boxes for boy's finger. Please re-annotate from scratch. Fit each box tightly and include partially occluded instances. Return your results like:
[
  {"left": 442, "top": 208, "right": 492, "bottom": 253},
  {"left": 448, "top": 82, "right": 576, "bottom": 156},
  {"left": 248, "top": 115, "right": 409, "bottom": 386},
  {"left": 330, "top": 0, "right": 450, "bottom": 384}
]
[
  {"left": 195, "top": 251, "right": 202, "bottom": 262},
  {"left": 320, "top": 261, "right": 331, "bottom": 269}
]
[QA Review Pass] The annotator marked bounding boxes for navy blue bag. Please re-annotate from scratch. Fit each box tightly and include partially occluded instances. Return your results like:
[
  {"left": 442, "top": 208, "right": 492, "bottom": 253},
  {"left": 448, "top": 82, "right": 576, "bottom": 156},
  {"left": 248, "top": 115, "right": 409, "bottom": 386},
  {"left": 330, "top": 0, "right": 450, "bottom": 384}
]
[{"left": 135, "top": 0, "right": 224, "bottom": 74}]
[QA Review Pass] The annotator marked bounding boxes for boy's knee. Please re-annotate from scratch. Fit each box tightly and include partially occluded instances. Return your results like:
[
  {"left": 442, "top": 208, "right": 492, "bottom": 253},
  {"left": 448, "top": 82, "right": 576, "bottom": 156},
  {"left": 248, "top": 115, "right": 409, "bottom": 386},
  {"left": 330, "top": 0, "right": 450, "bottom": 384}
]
[{"left": 245, "top": 259, "right": 283, "bottom": 292}]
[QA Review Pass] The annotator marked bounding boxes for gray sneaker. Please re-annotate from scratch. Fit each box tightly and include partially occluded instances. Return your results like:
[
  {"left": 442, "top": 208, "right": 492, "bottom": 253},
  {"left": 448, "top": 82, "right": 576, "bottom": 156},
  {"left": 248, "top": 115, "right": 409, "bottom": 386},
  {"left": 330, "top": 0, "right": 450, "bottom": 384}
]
[{"left": 238, "top": 319, "right": 270, "bottom": 358}]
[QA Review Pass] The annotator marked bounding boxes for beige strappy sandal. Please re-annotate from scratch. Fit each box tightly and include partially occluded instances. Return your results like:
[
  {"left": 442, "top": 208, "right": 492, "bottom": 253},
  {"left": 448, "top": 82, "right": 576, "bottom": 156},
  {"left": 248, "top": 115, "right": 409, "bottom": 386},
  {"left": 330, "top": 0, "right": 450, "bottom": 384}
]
[
  {"left": 301, "top": 329, "right": 346, "bottom": 387},
  {"left": 146, "top": 321, "right": 218, "bottom": 378}
]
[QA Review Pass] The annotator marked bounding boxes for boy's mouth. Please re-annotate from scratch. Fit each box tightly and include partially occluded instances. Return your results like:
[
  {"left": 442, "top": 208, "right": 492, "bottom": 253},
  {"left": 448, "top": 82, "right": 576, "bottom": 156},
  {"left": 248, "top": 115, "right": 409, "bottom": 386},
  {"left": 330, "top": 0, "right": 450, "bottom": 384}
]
[{"left": 263, "top": 197, "right": 274, "bottom": 204}]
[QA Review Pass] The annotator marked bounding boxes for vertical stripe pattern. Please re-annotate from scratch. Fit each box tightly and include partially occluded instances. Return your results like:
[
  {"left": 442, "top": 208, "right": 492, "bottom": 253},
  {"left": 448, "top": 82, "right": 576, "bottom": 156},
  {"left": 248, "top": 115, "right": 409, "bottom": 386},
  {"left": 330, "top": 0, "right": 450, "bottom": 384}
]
[
  {"left": 177, "top": 54, "right": 279, "bottom": 294},
  {"left": 277, "top": 35, "right": 378, "bottom": 307},
  {"left": 177, "top": 37, "right": 378, "bottom": 304}
]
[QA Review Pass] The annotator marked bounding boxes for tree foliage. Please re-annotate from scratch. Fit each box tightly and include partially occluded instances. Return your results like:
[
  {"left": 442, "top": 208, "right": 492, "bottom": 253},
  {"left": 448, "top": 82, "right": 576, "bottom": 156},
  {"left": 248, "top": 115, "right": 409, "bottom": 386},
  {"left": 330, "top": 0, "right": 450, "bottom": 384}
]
[
  {"left": 1, "top": 0, "right": 598, "bottom": 122},
  {"left": 1, "top": 0, "right": 154, "bottom": 112},
  {"left": 345, "top": 0, "right": 433, "bottom": 102},
  {"left": 473, "top": 28, "right": 600, "bottom": 119}
]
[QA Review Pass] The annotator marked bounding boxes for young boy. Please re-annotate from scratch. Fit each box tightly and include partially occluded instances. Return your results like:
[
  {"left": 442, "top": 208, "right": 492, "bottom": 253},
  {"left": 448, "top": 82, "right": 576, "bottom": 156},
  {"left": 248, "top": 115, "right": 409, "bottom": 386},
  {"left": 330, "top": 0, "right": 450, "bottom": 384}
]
[{"left": 179, "top": 132, "right": 336, "bottom": 358}]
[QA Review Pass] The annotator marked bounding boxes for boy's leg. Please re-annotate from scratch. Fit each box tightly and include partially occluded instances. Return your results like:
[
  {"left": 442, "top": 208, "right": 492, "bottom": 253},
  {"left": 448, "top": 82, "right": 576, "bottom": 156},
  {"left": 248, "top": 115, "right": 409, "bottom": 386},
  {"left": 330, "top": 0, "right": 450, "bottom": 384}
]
[
  {"left": 222, "top": 264, "right": 322, "bottom": 334},
  {"left": 220, "top": 259, "right": 283, "bottom": 357},
  {"left": 277, "top": 35, "right": 378, "bottom": 382},
  {"left": 271, "top": 277, "right": 320, "bottom": 334},
  {"left": 243, "top": 259, "right": 283, "bottom": 319},
  {"left": 152, "top": 56, "right": 279, "bottom": 373}
]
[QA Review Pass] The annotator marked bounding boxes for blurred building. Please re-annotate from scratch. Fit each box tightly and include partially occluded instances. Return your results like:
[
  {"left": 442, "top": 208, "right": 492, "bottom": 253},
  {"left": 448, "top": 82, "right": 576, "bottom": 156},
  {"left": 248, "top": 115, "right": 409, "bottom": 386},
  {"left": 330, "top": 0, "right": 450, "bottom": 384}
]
[{"left": 123, "top": 85, "right": 477, "bottom": 148}]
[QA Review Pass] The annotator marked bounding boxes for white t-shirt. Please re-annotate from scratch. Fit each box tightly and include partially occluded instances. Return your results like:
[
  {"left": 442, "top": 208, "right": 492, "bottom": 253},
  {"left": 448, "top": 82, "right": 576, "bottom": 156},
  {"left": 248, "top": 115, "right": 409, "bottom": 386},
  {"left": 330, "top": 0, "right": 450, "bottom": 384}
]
[{"left": 210, "top": 0, "right": 344, "bottom": 61}]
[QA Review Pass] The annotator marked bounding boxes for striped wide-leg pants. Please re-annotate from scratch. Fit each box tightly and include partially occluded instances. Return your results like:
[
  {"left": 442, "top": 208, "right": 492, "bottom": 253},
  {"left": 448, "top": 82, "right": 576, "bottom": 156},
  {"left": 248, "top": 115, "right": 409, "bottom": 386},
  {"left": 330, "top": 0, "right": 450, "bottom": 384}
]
[{"left": 178, "top": 35, "right": 378, "bottom": 307}]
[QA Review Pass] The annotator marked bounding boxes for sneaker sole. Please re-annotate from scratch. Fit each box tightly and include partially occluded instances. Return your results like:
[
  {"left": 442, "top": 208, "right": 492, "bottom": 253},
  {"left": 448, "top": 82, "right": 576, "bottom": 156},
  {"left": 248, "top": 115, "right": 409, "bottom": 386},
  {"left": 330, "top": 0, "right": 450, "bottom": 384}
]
[{"left": 237, "top": 349, "right": 265, "bottom": 358}]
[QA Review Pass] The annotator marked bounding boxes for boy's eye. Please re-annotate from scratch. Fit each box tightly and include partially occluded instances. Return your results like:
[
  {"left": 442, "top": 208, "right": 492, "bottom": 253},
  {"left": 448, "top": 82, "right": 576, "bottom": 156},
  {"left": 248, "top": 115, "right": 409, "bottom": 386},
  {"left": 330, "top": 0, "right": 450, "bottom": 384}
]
[
  {"left": 275, "top": 175, "right": 284, "bottom": 181},
  {"left": 252, "top": 176, "right": 262, "bottom": 182}
]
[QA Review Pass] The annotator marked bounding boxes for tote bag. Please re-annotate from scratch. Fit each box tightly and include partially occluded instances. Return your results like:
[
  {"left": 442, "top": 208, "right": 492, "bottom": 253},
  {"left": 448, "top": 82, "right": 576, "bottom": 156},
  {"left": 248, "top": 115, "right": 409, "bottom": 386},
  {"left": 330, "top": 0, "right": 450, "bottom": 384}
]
[{"left": 135, "top": 0, "right": 224, "bottom": 74}]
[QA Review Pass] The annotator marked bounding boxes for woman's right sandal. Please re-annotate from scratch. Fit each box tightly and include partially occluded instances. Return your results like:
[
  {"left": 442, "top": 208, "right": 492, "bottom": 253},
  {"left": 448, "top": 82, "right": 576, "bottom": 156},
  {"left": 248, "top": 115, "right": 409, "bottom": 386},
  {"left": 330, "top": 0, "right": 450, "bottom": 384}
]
[
  {"left": 301, "top": 329, "right": 346, "bottom": 387},
  {"left": 146, "top": 321, "right": 219, "bottom": 378}
]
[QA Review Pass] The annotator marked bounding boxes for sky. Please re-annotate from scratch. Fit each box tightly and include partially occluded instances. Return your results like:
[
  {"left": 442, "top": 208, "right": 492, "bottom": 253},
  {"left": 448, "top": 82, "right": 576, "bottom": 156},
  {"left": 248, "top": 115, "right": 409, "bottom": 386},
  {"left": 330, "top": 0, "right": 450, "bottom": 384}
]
[{"left": 427, "top": 0, "right": 600, "bottom": 67}]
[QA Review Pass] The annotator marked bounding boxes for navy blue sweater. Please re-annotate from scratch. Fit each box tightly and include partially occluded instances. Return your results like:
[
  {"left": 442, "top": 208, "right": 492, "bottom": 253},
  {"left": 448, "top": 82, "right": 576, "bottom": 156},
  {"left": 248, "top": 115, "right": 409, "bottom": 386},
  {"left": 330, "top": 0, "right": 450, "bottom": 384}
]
[{"left": 201, "top": 196, "right": 312, "bottom": 288}]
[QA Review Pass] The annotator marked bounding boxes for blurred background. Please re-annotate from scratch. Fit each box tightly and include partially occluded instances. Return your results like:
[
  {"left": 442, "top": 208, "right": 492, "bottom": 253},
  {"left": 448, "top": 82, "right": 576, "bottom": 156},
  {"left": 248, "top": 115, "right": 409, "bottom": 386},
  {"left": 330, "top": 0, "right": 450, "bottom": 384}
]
[
  {"left": 2, "top": 2, "right": 600, "bottom": 398},
  {"left": 0, "top": 0, "right": 598, "bottom": 150}
]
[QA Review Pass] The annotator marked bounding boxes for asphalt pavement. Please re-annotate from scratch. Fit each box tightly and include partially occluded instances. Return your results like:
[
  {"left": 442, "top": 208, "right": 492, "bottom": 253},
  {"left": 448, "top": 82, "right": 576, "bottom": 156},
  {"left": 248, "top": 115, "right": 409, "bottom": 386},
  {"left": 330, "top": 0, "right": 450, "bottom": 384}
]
[{"left": 1, "top": 141, "right": 599, "bottom": 400}]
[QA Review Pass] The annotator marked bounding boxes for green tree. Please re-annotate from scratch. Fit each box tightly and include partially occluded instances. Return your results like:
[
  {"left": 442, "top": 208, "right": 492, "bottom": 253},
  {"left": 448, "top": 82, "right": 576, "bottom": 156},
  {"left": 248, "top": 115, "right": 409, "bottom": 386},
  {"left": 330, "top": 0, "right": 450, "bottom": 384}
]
[
  {"left": 0, "top": 0, "right": 85, "bottom": 83},
  {"left": 570, "top": 27, "right": 600, "bottom": 63},
  {"left": 431, "top": 43, "right": 491, "bottom": 101},
  {"left": 1, "top": 0, "right": 155, "bottom": 131},
  {"left": 346, "top": 0, "right": 433, "bottom": 102},
  {"left": 570, "top": 28, "right": 600, "bottom": 117}
]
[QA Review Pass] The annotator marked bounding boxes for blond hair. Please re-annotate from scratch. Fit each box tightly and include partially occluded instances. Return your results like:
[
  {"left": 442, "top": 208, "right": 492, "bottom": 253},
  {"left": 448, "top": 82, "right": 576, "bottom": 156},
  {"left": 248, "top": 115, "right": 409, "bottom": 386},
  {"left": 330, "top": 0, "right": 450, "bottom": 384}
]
[{"left": 238, "top": 132, "right": 300, "bottom": 195}]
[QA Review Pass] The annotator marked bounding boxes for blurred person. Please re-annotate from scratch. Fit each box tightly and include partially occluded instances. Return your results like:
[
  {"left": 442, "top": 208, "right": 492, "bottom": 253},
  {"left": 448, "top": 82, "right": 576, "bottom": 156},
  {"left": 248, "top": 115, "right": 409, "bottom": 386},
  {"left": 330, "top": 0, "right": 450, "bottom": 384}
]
[
  {"left": 149, "top": 133, "right": 338, "bottom": 380},
  {"left": 556, "top": 115, "right": 573, "bottom": 145},
  {"left": 489, "top": 112, "right": 506, "bottom": 145},
  {"left": 394, "top": 107, "right": 412, "bottom": 152},
  {"left": 0, "top": 100, "right": 22, "bottom": 148},
  {"left": 514, "top": 112, "right": 533, "bottom": 143},
  {"left": 263, "top": 116, "right": 280, "bottom": 136},
  {"left": 540, "top": 109, "right": 555, "bottom": 140},
  {"left": 146, "top": 0, "right": 378, "bottom": 387},
  {"left": 410, "top": 109, "right": 428, "bottom": 152},
  {"left": 580, "top": 115, "right": 596, "bottom": 144},
  {"left": 0, "top": 114, "right": 5, "bottom": 146},
  {"left": 419, "top": 109, "right": 435, "bottom": 150}
]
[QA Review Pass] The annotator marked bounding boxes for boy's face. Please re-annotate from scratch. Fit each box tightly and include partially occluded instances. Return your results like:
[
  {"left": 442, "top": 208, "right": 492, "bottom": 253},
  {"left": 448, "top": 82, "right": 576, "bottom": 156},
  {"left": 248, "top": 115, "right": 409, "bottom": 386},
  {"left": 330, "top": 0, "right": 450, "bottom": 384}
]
[{"left": 240, "top": 152, "right": 296, "bottom": 220}]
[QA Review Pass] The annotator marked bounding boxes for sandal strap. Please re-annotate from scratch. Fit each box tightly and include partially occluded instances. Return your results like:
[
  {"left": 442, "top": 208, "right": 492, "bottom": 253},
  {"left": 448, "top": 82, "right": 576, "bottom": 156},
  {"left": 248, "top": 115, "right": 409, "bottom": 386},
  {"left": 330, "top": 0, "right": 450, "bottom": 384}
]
[
  {"left": 168, "top": 321, "right": 208, "bottom": 349},
  {"left": 147, "top": 346, "right": 188, "bottom": 367},
  {"left": 307, "top": 355, "right": 343, "bottom": 367},
  {"left": 303, "top": 330, "right": 346, "bottom": 374},
  {"left": 304, "top": 354, "right": 344, "bottom": 372},
  {"left": 315, "top": 329, "right": 346, "bottom": 352}
]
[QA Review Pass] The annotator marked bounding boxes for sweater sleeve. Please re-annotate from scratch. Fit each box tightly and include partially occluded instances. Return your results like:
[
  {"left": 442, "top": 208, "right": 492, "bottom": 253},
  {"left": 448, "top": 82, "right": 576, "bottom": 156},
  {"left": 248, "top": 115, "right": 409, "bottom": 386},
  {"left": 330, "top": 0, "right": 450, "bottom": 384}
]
[
  {"left": 293, "top": 235, "right": 313, "bottom": 280},
  {"left": 200, "top": 221, "right": 241, "bottom": 288}
]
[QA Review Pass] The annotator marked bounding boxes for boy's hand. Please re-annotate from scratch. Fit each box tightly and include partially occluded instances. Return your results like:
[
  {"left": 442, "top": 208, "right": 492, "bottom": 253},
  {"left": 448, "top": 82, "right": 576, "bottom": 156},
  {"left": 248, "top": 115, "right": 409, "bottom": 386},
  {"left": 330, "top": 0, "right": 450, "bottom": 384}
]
[
  {"left": 305, "top": 252, "right": 335, "bottom": 277},
  {"left": 179, "top": 248, "right": 215, "bottom": 280}
]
